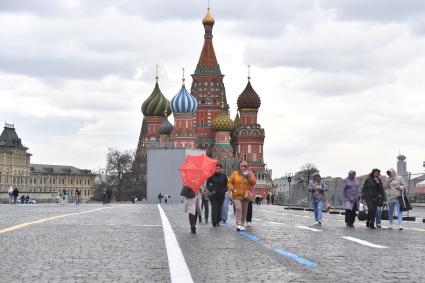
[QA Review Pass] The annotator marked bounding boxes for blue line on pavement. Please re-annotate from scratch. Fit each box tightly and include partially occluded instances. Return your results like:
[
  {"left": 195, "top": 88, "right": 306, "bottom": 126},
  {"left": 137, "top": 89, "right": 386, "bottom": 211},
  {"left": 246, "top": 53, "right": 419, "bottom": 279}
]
[
  {"left": 273, "top": 248, "right": 318, "bottom": 267},
  {"left": 239, "top": 231, "right": 260, "bottom": 241}
]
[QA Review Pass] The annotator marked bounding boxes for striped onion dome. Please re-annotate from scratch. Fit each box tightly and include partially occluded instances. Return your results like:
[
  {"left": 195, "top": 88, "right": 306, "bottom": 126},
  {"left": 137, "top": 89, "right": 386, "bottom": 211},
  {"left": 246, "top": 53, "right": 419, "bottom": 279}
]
[
  {"left": 212, "top": 107, "right": 234, "bottom": 131},
  {"left": 170, "top": 84, "right": 197, "bottom": 113},
  {"left": 142, "top": 81, "right": 171, "bottom": 117}
]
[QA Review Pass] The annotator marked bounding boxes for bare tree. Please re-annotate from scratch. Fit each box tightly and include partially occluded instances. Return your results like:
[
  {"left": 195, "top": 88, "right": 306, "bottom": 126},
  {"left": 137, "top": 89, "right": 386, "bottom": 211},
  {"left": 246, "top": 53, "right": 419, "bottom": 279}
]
[
  {"left": 107, "top": 148, "right": 135, "bottom": 201},
  {"left": 294, "top": 163, "right": 319, "bottom": 189}
]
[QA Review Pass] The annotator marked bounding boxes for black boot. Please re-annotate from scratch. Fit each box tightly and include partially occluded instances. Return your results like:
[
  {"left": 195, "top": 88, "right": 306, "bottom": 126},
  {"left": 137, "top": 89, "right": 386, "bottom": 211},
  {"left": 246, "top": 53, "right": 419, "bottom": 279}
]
[{"left": 189, "top": 213, "right": 197, "bottom": 234}]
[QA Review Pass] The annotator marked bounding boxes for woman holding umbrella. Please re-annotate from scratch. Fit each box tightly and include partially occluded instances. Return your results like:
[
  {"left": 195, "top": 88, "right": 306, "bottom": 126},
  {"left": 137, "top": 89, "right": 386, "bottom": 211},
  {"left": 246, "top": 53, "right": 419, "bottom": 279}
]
[
  {"left": 179, "top": 154, "right": 218, "bottom": 234},
  {"left": 228, "top": 161, "right": 256, "bottom": 231},
  {"left": 183, "top": 187, "right": 203, "bottom": 234}
]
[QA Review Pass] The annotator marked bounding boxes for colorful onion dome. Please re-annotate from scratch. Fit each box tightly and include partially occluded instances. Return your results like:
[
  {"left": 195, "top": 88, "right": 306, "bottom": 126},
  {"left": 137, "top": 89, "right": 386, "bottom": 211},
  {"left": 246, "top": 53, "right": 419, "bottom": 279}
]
[
  {"left": 159, "top": 117, "right": 173, "bottom": 135},
  {"left": 212, "top": 107, "right": 235, "bottom": 131},
  {"left": 170, "top": 72, "right": 197, "bottom": 113},
  {"left": 202, "top": 8, "right": 215, "bottom": 26},
  {"left": 237, "top": 80, "right": 261, "bottom": 110},
  {"left": 141, "top": 80, "right": 171, "bottom": 117}
]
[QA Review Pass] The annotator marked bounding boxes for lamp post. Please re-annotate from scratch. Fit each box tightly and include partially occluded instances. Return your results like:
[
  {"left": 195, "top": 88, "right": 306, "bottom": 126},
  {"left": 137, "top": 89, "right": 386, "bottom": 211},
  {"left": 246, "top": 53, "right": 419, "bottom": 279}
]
[{"left": 286, "top": 173, "right": 293, "bottom": 209}]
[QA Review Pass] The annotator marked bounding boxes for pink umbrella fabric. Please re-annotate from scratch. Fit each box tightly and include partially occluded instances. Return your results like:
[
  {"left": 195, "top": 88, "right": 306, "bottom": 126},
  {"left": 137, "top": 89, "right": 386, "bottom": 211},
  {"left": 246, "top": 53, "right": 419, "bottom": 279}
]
[{"left": 179, "top": 154, "right": 218, "bottom": 192}]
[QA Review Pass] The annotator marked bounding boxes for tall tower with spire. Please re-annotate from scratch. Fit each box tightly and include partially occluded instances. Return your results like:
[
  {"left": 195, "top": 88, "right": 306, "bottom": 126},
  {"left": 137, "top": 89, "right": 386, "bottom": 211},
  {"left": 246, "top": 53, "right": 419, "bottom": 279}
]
[{"left": 191, "top": 6, "right": 228, "bottom": 155}]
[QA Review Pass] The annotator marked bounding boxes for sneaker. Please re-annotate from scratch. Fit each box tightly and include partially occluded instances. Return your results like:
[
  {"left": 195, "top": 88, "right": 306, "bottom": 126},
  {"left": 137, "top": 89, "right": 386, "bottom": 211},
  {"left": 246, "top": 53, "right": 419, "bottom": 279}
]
[
  {"left": 318, "top": 220, "right": 322, "bottom": 226},
  {"left": 399, "top": 225, "right": 403, "bottom": 231},
  {"left": 314, "top": 221, "right": 319, "bottom": 225},
  {"left": 377, "top": 224, "right": 381, "bottom": 229},
  {"left": 388, "top": 223, "right": 393, "bottom": 230},
  {"left": 246, "top": 222, "right": 251, "bottom": 227},
  {"left": 236, "top": 225, "right": 242, "bottom": 231},
  {"left": 240, "top": 226, "right": 246, "bottom": 231}
]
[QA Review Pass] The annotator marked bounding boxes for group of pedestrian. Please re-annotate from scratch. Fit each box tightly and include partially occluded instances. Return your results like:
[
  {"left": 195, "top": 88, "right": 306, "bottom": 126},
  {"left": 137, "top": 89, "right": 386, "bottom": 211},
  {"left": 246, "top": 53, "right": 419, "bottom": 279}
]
[
  {"left": 7, "top": 186, "right": 19, "bottom": 204},
  {"left": 341, "top": 168, "right": 406, "bottom": 230},
  {"left": 58, "top": 189, "right": 69, "bottom": 204},
  {"left": 57, "top": 188, "right": 81, "bottom": 205},
  {"left": 183, "top": 161, "right": 257, "bottom": 234}
]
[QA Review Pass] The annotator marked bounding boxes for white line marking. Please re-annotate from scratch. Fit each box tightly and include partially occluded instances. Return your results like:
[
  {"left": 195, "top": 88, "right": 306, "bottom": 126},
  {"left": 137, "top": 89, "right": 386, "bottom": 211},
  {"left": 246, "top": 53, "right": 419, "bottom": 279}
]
[
  {"left": 341, "top": 236, "right": 387, "bottom": 249},
  {"left": 158, "top": 205, "right": 194, "bottom": 283},
  {"left": 0, "top": 205, "right": 127, "bottom": 234},
  {"left": 296, "top": 225, "right": 322, "bottom": 232}
]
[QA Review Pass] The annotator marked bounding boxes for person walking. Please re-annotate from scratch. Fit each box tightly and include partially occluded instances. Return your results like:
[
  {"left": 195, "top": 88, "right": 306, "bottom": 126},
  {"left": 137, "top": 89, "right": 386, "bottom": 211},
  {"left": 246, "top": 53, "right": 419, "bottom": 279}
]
[
  {"left": 308, "top": 173, "right": 328, "bottom": 226},
  {"left": 75, "top": 188, "right": 81, "bottom": 205},
  {"left": 201, "top": 184, "right": 210, "bottom": 223},
  {"left": 63, "top": 189, "right": 68, "bottom": 204},
  {"left": 227, "top": 161, "right": 256, "bottom": 231},
  {"left": 184, "top": 187, "right": 202, "bottom": 234},
  {"left": 157, "top": 193, "right": 162, "bottom": 204},
  {"left": 12, "top": 187, "right": 19, "bottom": 204},
  {"left": 375, "top": 182, "right": 387, "bottom": 229},
  {"left": 102, "top": 188, "right": 107, "bottom": 205},
  {"left": 362, "top": 169, "right": 385, "bottom": 229},
  {"left": 386, "top": 168, "right": 406, "bottom": 230},
  {"left": 8, "top": 186, "right": 14, "bottom": 204},
  {"left": 341, "top": 170, "right": 360, "bottom": 228},
  {"left": 221, "top": 190, "right": 231, "bottom": 224},
  {"left": 206, "top": 164, "right": 228, "bottom": 227}
]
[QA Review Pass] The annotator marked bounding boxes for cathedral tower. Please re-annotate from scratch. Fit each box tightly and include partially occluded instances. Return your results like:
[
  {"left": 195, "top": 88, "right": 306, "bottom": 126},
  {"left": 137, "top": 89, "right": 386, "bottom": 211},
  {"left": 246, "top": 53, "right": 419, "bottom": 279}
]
[{"left": 191, "top": 7, "right": 228, "bottom": 155}]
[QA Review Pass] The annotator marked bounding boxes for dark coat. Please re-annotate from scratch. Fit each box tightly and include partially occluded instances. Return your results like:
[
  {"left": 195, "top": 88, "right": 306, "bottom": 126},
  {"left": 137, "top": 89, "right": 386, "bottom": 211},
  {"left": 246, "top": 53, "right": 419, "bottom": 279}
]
[
  {"left": 206, "top": 173, "right": 228, "bottom": 198},
  {"left": 362, "top": 176, "right": 385, "bottom": 208}
]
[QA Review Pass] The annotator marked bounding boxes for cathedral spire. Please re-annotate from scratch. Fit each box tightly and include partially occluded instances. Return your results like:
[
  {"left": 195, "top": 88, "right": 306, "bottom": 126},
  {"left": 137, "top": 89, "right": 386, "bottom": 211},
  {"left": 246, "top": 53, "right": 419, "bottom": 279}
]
[{"left": 195, "top": 4, "right": 220, "bottom": 75}]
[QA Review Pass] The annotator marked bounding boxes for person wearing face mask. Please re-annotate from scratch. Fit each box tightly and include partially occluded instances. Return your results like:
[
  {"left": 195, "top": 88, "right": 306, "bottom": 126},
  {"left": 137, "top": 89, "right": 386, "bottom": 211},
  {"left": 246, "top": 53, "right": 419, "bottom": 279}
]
[
  {"left": 386, "top": 168, "right": 406, "bottom": 230},
  {"left": 206, "top": 164, "right": 228, "bottom": 227},
  {"left": 341, "top": 170, "right": 360, "bottom": 228},
  {"left": 361, "top": 169, "right": 385, "bottom": 229},
  {"left": 227, "top": 161, "right": 256, "bottom": 231}
]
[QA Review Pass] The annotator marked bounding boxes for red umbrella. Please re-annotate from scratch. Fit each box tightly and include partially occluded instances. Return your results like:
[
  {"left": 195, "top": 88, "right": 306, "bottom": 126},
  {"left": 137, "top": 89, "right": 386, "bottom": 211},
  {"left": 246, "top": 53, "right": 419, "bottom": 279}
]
[{"left": 179, "top": 154, "right": 218, "bottom": 192}]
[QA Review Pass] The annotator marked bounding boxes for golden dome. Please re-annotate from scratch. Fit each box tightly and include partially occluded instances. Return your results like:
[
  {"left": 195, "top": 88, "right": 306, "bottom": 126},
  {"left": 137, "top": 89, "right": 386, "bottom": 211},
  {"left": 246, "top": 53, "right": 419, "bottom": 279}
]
[
  {"left": 212, "top": 109, "right": 234, "bottom": 132},
  {"left": 202, "top": 8, "right": 215, "bottom": 26}
]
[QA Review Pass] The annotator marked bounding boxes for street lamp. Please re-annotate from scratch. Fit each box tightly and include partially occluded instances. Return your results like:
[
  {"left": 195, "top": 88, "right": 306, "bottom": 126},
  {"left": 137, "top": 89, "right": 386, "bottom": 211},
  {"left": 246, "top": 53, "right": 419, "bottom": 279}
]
[{"left": 286, "top": 173, "right": 293, "bottom": 209}]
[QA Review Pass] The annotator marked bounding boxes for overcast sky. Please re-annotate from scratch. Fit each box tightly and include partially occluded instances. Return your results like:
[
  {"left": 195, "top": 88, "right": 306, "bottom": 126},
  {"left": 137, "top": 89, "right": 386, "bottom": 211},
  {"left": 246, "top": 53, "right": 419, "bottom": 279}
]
[{"left": 1, "top": 0, "right": 425, "bottom": 178}]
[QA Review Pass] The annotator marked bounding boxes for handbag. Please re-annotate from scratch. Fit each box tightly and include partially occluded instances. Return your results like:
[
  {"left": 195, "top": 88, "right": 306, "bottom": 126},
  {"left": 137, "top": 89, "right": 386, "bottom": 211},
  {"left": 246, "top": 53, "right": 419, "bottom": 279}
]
[
  {"left": 180, "top": 186, "right": 195, "bottom": 199},
  {"left": 380, "top": 203, "right": 389, "bottom": 220},
  {"left": 357, "top": 201, "right": 368, "bottom": 221},
  {"left": 324, "top": 201, "right": 332, "bottom": 213},
  {"left": 398, "top": 190, "right": 412, "bottom": 211}
]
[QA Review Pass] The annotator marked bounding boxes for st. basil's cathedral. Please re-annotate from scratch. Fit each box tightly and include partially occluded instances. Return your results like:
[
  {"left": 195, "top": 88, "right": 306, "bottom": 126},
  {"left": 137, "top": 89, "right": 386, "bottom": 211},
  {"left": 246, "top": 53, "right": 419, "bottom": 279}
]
[{"left": 136, "top": 7, "right": 272, "bottom": 196}]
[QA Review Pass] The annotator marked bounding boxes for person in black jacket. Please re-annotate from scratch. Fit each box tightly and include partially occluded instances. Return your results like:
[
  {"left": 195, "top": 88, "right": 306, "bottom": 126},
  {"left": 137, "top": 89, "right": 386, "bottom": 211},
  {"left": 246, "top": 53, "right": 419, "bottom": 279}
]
[
  {"left": 206, "top": 164, "right": 228, "bottom": 227},
  {"left": 361, "top": 169, "right": 385, "bottom": 229}
]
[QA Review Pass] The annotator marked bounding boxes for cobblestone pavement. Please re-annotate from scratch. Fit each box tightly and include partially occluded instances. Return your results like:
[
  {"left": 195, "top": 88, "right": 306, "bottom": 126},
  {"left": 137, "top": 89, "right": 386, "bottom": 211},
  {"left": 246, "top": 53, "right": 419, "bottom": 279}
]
[{"left": 0, "top": 203, "right": 424, "bottom": 282}]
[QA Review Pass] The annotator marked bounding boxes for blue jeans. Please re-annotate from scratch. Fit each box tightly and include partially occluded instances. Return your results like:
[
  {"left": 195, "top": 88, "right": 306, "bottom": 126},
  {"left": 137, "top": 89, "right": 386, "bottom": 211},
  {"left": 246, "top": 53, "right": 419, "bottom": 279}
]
[
  {"left": 375, "top": 206, "right": 382, "bottom": 225},
  {"left": 388, "top": 201, "right": 402, "bottom": 225},
  {"left": 221, "top": 196, "right": 230, "bottom": 222},
  {"left": 314, "top": 200, "right": 323, "bottom": 221}
]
